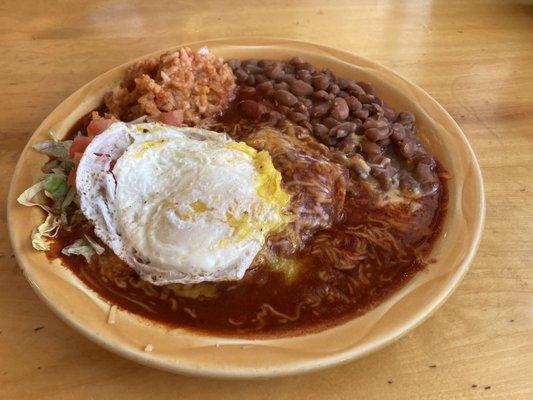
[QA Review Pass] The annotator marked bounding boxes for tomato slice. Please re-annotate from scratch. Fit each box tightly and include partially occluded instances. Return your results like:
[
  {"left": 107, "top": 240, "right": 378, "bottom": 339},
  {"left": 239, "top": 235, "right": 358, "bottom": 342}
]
[
  {"left": 87, "top": 117, "right": 115, "bottom": 137},
  {"left": 73, "top": 152, "right": 83, "bottom": 165},
  {"left": 69, "top": 136, "right": 93, "bottom": 158},
  {"left": 67, "top": 168, "right": 76, "bottom": 186}
]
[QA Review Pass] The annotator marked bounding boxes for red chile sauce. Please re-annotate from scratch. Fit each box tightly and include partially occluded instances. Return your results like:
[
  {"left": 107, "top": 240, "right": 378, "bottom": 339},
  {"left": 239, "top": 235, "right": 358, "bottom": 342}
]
[{"left": 48, "top": 90, "right": 448, "bottom": 337}]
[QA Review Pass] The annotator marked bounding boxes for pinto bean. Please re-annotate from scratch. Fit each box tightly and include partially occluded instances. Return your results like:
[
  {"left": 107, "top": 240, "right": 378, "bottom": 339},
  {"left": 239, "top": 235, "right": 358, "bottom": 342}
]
[
  {"left": 354, "top": 108, "right": 370, "bottom": 120},
  {"left": 311, "top": 102, "right": 331, "bottom": 118},
  {"left": 413, "top": 151, "right": 436, "bottom": 169},
  {"left": 296, "top": 69, "right": 312, "bottom": 82},
  {"left": 290, "top": 80, "right": 314, "bottom": 96},
  {"left": 258, "top": 59, "right": 275, "bottom": 68},
  {"left": 363, "top": 118, "right": 389, "bottom": 130},
  {"left": 257, "top": 81, "right": 274, "bottom": 94},
  {"left": 266, "top": 63, "right": 285, "bottom": 80},
  {"left": 330, "top": 97, "right": 350, "bottom": 120},
  {"left": 239, "top": 86, "right": 256, "bottom": 96},
  {"left": 244, "top": 64, "right": 263, "bottom": 74},
  {"left": 282, "top": 74, "right": 297, "bottom": 84},
  {"left": 329, "top": 83, "right": 340, "bottom": 95},
  {"left": 361, "top": 140, "right": 382, "bottom": 156},
  {"left": 396, "top": 111, "right": 415, "bottom": 125},
  {"left": 396, "top": 138, "right": 417, "bottom": 160},
  {"left": 313, "top": 123, "right": 329, "bottom": 137},
  {"left": 254, "top": 74, "right": 268, "bottom": 84},
  {"left": 337, "top": 91, "right": 351, "bottom": 100},
  {"left": 330, "top": 122, "right": 357, "bottom": 138},
  {"left": 312, "top": 90, "right": 330, "bottom": 101},
  {"left": 357, "top": 81, "right": 376, "bottom": 95},
  {"left": 227, "top": 59, "right": 241, "bottom": 69},
  {"left": 234, "top": 68, "right": 248, "bottom": 82},
  {"left": 288, "top": 111, "right": 308, "bottom": 122},
  {"left": 273, "top": 81, "right": 289, "bottom": 91},
  {"left": 296, "top": 62, "right": 315, "bottom": 73},
  {"left": 337, "top": 78, "right": 349, "bottom": 90},
  {"left": 312, "top": 74, "right": 330, "bottom": 90},
  {"left": 360, "top": 94, "right": 374, "bottom": 105},
  {"left": 346, "top": 96, "right": 363, "bottom": 111},
  {"left": 323, "top": 117, "right": 340, "bottom": 128},
  {"left": 365, "top": 126, "right": 390, "bottom": 142},
  {"left": 290, "top": 56, "right": 305, "bottom": 65},
  {"left": 274, "top": 89, "right": 298, "bottom": 106},
  {"left": 390, "top": 123, "right": 406, "bottom": 142},
  {"left": 346, "top": 82, "right": 366, "bottom": 97}
]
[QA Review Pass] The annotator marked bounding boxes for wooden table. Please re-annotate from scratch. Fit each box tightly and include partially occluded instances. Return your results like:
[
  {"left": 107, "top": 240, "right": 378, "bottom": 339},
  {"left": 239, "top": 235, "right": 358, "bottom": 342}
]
[{"left": 1, "top": 1, "right": 531, "bottom": 398}]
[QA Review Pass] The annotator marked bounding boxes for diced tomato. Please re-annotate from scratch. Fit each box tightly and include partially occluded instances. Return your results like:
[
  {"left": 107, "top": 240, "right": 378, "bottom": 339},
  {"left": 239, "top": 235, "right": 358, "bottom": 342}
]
[
  {"left": 159, "top": 110, "right": 184, "bottom": 127},
  {"left": 67, "top": 168, "right": 76, "bottom": 186},
  {"left": 69, "top": 136, "right": 93, "bottom": 158},
  {"left": 66, "top": 113, "right": 116, "bottom": 187},
  {"left": 87, "top": 117, "right": 115, "bottom": 137},
  {"left": 73, "top": 151, "right": 83, "bottom": 165}
]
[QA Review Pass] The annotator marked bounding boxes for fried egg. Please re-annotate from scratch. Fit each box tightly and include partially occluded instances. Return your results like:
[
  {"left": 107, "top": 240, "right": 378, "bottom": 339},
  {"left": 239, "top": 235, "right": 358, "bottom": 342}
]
[{"left": 76, "top": 122, "right": 291, "bottom": 285}]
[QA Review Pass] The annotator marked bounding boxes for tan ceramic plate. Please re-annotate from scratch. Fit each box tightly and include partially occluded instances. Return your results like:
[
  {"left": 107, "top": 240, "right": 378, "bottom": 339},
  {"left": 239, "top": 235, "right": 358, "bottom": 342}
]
[{"left": 7, "top": 38, "right": 484, "bottom": 378}]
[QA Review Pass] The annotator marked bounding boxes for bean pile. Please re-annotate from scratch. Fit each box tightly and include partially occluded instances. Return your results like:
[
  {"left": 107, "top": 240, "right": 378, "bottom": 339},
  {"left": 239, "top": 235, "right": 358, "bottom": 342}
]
[{"left": 226, "top": 57, "right": 440, "bottom": 196}]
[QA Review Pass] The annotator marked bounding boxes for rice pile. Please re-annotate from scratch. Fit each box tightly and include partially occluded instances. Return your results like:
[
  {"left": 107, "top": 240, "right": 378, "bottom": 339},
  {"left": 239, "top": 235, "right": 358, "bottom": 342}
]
[{"left": 104, "top": 47, "right": 236, "bottom": 125}]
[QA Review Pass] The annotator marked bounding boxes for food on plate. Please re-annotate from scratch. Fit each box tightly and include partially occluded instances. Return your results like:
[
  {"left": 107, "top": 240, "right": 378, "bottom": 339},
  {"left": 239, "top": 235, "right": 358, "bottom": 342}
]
[{"left": 19, "top": 47, "right": 448, "bottom": 336}]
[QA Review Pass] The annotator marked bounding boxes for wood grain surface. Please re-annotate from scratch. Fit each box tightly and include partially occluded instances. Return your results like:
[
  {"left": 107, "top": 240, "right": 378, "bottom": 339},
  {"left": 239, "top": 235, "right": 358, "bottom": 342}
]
[{"left": 0, "top": 1, "right": 531, "bottom": 399}]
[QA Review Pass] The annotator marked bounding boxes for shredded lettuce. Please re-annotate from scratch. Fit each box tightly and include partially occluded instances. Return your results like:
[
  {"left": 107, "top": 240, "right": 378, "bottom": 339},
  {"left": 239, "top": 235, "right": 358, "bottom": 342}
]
[
  {"left": 61, "top": 186, "right": 77, "bottom": 210},
  {"left": 64, "top": 160, "right": 75, "bottom": 173},
  {"left": 41, "top": 159, "right": 60, "bottom": 173},
  {"left": 84, "top": 235, "right": 105, "bottom": 255},
  {"left": 17, "top": 181, "right": 52, "bottom": 212},
  {"left": 22, "top": 128, "right": 87, "bottom": 257},
  {"left": 43, "top": 173, "right": 69, "bottom": 199},
  {"left": 32, "top": 139, "right": 72, "bottom": 160},
  {"left": 31, "top": 229, "right": 50, "bottom": 251},
  {"left": 61, "top": 238, "right": 95, "bottom": 263},
  {"left": 30, "top": 214, "right": 61, "bottom": 251},
  {"left": 48, "top": 128, "right": 59, "bottom": 142}
]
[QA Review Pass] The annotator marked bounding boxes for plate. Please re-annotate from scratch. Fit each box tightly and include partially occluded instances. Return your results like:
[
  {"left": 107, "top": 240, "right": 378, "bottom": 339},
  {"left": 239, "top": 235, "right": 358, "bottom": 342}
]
[{"left": 7, "top": 38, "right": 485, "bottom": 378}]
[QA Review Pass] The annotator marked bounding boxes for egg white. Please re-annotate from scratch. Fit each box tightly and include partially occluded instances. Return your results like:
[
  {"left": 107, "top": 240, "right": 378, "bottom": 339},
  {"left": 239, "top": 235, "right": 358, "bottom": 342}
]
[{"left": 76, "top": 122, "right": 290, "bottom": 285}]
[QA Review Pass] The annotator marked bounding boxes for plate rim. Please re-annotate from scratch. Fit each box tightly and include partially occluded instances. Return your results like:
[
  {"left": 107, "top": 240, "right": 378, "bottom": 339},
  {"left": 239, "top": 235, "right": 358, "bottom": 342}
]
[{"left": 7, "top": 36, "right": 485, "bottom": 378}]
